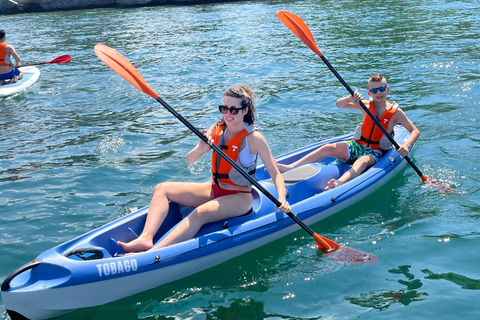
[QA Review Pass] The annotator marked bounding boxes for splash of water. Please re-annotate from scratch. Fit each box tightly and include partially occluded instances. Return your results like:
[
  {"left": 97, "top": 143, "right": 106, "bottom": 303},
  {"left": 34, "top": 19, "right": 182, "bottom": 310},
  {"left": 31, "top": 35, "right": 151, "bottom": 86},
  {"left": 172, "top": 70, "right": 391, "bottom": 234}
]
[
  {"left": 421, "top": 164, "right": 465, "bottom": 194},
  {"left": 96, "top": 135, "right": 126, "bottom": 154},
  {"left": 187, "top": 157, "right": 210, "bottom": 176}
]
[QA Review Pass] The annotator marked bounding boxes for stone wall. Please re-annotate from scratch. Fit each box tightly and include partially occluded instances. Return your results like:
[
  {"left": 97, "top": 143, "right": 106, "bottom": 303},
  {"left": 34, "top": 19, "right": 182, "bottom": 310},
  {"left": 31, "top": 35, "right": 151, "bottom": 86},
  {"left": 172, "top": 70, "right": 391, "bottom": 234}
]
[
  {"left": 1, "top": 0, "right": 20, "bottom": 14},
  {"left": 1, "top": 0, "right": 226, "bottom": 15}
]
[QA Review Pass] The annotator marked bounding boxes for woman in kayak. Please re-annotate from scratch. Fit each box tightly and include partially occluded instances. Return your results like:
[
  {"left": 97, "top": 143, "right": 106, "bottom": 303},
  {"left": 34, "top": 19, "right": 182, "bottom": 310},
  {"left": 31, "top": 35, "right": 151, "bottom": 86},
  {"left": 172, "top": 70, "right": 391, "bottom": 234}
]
[
  {"left": 0, "top": 29, "right": 23, "bottom": 85},
  {"left": 119, "top": 84, "right": 290, "bottom": 253}
]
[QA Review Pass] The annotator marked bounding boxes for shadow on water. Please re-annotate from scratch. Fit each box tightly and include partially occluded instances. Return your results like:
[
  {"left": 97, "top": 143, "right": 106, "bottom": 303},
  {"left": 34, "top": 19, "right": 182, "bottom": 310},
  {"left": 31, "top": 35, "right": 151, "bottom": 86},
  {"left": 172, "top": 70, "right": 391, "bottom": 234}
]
[
  {"left": 421, "top": 269, "right": 480, "bottom": 290},
  {"left": 205, "top": 298, "right": 320, "bottom": 320},
  {"left": 345, "top": 265, "right": 480, "bottom": 312},
  {"left": 345, "top": 265, "right": 428, "bottom": 311}
]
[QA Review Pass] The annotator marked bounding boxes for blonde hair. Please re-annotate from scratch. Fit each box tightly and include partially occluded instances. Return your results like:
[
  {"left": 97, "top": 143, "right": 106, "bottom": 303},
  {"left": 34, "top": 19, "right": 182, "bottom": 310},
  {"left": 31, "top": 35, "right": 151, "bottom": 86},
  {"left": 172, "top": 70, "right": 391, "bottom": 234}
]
[{"left": 369, "top": 74, "right": 386, "bottom": 83}]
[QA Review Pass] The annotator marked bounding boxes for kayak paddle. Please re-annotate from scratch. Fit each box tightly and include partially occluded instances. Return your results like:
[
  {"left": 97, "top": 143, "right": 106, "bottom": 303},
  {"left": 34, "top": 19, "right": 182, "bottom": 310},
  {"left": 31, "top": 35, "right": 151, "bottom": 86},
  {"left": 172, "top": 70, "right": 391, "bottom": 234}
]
[
  {"left": 94, "top": 43, "right": 376, "bottom": 264},
  {"left": 276, "top": 11, "right": 452, "bottom": 192},
  {"left": 20, "top": 54, "right": 71, "bottom": 67}
]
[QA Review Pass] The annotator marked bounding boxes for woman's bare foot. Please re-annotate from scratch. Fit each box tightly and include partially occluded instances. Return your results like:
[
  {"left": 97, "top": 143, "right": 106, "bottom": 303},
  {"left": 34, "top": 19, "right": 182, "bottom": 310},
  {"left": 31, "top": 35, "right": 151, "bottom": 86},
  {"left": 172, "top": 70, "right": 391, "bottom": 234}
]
[
  {"left": 118, "top": 238, "right": 153, "bottom": 253},
  {"left": 325, "top": 179, "right": 343, "bottom": 191}
]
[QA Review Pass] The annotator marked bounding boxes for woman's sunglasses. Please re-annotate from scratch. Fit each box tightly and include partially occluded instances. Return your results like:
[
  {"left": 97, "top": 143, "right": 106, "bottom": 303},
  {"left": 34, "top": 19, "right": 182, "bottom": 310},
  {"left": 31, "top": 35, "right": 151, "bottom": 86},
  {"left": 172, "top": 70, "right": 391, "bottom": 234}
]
[
  {"left": 219, "top": 105, "right": 246, "bottom": 115},
  {"left": 369, "top": 85, "right": 387, "bottom": 94}
]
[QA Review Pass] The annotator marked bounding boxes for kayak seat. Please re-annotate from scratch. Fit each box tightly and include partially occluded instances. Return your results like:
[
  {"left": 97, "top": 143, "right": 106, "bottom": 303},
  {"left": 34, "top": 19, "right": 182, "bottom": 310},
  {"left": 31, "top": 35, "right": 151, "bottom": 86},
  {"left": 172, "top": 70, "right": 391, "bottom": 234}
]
[
  {"left": 161, "top": 200, "right": 257, "bottom": 243},
  {"left": 262, "top": 163, "right": 321, "bottom": 185},
  {"left": 281, "top": 164, "right": 320, "bottom": 185}
]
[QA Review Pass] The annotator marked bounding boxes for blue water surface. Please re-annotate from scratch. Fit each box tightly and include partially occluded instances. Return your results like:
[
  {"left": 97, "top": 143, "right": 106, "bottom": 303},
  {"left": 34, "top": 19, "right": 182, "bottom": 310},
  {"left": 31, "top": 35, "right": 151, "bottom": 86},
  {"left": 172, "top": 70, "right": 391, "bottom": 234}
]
[{"left": 1, "top": 0, "right": 479, "bottom": 319}]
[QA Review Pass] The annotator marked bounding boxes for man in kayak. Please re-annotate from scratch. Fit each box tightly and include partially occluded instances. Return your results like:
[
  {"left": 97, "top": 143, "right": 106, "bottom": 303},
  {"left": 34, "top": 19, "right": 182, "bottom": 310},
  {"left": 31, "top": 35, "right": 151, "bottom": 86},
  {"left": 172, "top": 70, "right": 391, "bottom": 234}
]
[
  {"left": 119, "top": 85, "right": 290, "bottom": 253},
  {"left": 277, "top": 74, "right": 420, "bottom": 190},
  {"left": 0, "top": 29, "right": 23, "bottom": 86}
]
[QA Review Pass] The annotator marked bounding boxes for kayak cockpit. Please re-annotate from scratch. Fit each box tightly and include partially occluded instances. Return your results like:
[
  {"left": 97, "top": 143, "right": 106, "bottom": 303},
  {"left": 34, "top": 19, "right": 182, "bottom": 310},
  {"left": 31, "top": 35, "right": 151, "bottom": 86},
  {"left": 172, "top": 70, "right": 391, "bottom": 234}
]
[{"left": 59, "top": 159, "right": 352, "bottom": 260}]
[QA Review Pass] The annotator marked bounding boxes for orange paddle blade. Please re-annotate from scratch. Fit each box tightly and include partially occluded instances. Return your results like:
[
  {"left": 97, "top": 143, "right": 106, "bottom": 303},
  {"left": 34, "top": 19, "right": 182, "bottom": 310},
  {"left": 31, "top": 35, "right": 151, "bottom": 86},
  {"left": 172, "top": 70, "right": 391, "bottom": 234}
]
[
  {"left": 313, "top": 233, "right": 339, "bottom": 252},
  {"left": 94, "top": 44, "right": 159, "bottom": 99},
  {"left": 421, "top": 175, "right": 437, "bottom": 184},
  {"left": 276, "top": 11, "right": 323, "bottom": 57}
]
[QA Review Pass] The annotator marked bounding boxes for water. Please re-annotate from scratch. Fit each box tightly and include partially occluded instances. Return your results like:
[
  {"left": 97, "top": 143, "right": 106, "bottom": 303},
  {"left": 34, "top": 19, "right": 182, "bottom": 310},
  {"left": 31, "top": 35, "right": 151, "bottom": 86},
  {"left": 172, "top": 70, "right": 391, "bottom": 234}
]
[{"left": 1, "top": 0, "right": 479, "bottom": 319}]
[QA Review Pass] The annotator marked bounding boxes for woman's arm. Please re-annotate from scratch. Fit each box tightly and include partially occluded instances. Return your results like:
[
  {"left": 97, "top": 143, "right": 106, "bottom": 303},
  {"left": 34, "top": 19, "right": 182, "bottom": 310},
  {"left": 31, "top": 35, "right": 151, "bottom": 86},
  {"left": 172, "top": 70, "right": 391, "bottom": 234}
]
[
  {"left": 250, "top": 132, "right": 290, "bottom": 213},
  {"left": 186, "top": 124, "right": 216, "bottom": 163}
]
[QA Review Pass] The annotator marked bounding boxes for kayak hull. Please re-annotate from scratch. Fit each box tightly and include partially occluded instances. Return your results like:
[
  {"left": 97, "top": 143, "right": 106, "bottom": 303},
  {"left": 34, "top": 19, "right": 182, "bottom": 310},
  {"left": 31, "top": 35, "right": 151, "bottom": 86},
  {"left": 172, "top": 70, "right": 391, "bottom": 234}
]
[
  {"left": 0, "top": 66, "right": 40, "bottom": 97},
  {"left": 2, "top": 125, "right": 413, "bottom": 320}
]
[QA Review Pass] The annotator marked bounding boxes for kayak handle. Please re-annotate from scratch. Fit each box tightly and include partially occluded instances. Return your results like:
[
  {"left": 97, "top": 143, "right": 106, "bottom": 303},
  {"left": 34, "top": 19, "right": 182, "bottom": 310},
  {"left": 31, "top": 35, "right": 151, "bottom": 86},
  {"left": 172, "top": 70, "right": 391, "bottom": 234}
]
[
  {"left": 1, "top": 258, "right": 42, "bottom": 291},
  {"left": 64, "top": 248, "right": 105, "bottom": 261}
]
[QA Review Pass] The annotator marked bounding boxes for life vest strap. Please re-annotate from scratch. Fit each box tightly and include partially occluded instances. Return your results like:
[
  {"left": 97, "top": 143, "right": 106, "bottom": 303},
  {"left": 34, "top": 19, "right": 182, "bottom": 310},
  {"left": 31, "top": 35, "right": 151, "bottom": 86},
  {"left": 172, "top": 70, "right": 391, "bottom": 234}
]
[
  {"left": 358, "top": 136, "right": 380, "bottom": 145},
  {"left": 213, "top": 168, "right": 256, "bottom": 180},
  {"left": 213, "top": 173, "right": 230, "bottom": 180}
]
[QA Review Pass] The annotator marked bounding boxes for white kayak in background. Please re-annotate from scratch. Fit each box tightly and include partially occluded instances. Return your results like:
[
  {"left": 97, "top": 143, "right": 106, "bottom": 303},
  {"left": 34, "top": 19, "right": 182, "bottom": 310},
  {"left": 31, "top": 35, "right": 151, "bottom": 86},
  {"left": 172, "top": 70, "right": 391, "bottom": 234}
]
[{"left": 0, "top": 66, "right": 40, "bottom": 97}]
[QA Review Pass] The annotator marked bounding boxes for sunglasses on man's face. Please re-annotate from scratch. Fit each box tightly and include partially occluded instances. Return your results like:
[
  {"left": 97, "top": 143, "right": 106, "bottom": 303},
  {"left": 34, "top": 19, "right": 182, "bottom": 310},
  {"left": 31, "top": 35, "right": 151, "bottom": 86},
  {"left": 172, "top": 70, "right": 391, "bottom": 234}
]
[
  {"left": 218, "top": 105, "right": 246, "bottom": 115},
  {"left": 369, "top": 85, "right": 388, "bottom": 94}
]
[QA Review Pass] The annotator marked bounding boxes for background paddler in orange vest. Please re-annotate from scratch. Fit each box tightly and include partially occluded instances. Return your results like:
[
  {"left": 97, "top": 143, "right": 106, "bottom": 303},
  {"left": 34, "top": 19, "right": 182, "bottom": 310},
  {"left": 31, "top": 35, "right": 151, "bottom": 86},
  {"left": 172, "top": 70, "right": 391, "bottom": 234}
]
[
  {"left": 0, "top": 29, "right": 23, "bottom": 85},
  {"left": 276, "top": 73, "right": 420, "bottom": 190},
  {"left": 118, "top": 84, "right": 290, "bottom": 254}
]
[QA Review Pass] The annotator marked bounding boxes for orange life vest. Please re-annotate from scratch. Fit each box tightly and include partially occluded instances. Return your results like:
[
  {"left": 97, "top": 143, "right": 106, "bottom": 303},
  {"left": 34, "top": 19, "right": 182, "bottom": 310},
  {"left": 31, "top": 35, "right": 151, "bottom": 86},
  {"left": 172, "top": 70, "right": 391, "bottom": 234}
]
[
  {"left": 0, "top": 43, "right": 10, "bottom": 66},
  {"left": 212, "top": 124, "right": 257, "bottom": 187},
  {"left": 354, "top": 100, "right": 397, "bottom": 150}
]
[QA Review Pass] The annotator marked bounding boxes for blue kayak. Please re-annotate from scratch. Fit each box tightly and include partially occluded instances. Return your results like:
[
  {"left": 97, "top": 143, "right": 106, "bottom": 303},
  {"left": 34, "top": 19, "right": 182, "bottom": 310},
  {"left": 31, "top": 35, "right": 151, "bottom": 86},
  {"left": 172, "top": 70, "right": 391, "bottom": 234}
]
[{"left": 1, "top": 125, "right": 413, "bottom": 320}]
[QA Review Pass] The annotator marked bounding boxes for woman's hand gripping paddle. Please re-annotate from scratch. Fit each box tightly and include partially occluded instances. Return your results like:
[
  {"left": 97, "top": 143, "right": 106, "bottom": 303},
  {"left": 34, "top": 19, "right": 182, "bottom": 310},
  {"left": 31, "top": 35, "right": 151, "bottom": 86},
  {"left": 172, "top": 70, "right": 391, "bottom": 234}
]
[
  {"left": 20, "top": 54, "right": 71, "bottom": 67},
  {"left": 276, "top": 11, "right": 454, "bottom": 193},
  {"left": 94, "top": 43, "right": 376, "bottom": 264}
]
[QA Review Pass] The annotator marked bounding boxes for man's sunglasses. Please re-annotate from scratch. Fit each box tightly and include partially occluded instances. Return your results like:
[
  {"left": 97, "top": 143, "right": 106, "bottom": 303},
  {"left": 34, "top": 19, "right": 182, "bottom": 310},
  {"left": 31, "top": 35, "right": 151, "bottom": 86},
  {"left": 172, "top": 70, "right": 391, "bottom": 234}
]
[
  {"left": 218, "top": 105, "right": 246, "bottom": 115},
  {"left": 369, "top": 85, "right": 387, "bottom": 94}
]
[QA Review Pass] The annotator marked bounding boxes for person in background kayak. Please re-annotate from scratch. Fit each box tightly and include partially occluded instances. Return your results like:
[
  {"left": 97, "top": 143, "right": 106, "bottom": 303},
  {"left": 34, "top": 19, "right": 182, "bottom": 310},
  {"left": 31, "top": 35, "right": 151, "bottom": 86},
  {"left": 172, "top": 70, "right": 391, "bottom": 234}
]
[
  {"left": 0, "top": 29, "right": 23, "bottom": 85},
  {"left": 119, "top": 84, "right": 290, "bottom": 253},
  {"left": 277, "top": 74, "right": 420, "bottom": 190}
]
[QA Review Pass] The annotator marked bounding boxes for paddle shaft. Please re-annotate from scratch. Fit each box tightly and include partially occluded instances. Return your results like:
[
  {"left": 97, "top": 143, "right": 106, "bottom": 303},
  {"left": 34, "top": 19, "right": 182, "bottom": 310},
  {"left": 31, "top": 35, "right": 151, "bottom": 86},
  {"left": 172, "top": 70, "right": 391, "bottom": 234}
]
[
  {"left": 155, "top": 96, "right": 316, "bottom": 237},
  {"left": 319, "top": 55, "right": 426, "bottom": 179},
  {"left": 20, "top": 55, "right": 71, "bottom": 67},
  {"left": 20, "top": 62, "right": 49, "bottom": 67},
  {"left": 93, "top": 43, "right": 333, "bottom": 250}
]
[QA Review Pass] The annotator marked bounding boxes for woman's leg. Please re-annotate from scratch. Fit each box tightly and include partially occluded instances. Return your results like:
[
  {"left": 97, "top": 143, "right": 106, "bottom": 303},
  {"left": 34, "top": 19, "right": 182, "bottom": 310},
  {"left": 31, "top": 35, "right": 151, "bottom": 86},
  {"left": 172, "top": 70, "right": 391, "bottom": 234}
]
[
  {"left": 153, "top": 192, "right": 253, "bottom": 249},
  {"left": 118, "top": 181, "right": 213, "bottom": 253}
]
